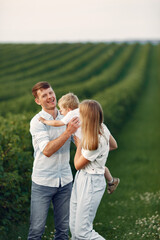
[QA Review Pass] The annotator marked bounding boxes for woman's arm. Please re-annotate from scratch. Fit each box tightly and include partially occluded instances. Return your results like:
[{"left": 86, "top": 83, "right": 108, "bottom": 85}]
[
  {"left": 74, "top": 143, "right": 89, "bottom": 170},
  {"left": 109, "top": 135, "right": 118, "bottom": 151},
  {"left": 39, "top": 117, "right": 64, "bottom": 127}
]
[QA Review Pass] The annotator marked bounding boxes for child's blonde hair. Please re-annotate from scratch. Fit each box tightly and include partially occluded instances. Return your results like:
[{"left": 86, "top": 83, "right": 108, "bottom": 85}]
[
  {"left": 79, "top": 100, "right": 103, "bottom": 151},
  {"left": 58, "top": 93, "right": 79, "bottom": 110}
]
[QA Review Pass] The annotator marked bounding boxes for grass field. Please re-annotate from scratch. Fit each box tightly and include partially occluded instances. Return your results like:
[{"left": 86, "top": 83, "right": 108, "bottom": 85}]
[{"left": 0, "top": 43, "right": 160, "bottom": 239}]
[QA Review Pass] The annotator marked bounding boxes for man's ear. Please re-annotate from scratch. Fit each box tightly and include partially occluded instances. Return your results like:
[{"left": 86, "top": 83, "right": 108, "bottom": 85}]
[{"left": 35, "top": 98, "right": 41, "bottom": 106}]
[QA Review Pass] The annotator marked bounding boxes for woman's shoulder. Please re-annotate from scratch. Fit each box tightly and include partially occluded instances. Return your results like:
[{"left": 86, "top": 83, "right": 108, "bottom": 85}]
[{"left": 101, "top": 123, "right": 111, "bottom": 136}]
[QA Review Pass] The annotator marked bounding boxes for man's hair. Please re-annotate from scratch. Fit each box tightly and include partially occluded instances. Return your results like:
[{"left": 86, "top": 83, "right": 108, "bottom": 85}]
[
  {"left": 58, "top": 93, "right": 79, "bottom": 110},
  {"left": 32, "top": 81, "right": 51, "bottom": 98}
]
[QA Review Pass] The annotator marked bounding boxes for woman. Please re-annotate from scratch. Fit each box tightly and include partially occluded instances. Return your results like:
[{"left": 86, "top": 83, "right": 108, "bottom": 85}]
[{"left": 69, "top": 100, "right": 118, "bottom": 239}]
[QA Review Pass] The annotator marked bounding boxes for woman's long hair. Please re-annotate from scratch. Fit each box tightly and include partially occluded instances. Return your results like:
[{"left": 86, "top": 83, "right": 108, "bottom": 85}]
[{"left": 79, "top": 100, "right": 104, "bottom": 150}]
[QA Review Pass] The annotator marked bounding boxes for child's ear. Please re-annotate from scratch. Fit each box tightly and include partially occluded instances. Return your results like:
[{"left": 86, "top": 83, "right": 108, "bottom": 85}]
[{"left": 35, "top": 98, "right": 41, "bottom": 106}]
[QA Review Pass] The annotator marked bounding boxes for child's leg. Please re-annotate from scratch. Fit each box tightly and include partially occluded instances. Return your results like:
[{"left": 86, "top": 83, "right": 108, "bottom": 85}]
[
  {"left": 104, "top": 166, "right": 113, "bottom": 183},
  {"left": 104, "top": 167, "right": 120, "bottom": 194},
  {"left": 74, "top": 171, "right": 106, "bottom": 240}
]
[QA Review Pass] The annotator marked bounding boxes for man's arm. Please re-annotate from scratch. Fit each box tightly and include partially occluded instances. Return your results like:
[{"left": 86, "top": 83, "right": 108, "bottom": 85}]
[{"left": 43, "top": 117, "right": 79, "bottom": 157}]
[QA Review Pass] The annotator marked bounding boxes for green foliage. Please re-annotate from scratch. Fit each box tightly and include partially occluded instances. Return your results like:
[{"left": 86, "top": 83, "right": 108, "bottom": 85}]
[
  {"left": 0, "top": 114, "right": 33, "bottom": 234},
  {"left": 55, "top": 43, "right": 139, "bottom": 99}
]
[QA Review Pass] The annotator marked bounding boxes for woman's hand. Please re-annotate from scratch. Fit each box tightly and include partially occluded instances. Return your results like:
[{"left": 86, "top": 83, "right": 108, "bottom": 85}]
[{"left": 74, "top": 136, "right": 81, "bottom": 148}]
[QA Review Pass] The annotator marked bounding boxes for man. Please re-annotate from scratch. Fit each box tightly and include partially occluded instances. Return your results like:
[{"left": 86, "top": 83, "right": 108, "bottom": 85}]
[{"left": 28, "top": 82, "right": 79, "bottom": 240}]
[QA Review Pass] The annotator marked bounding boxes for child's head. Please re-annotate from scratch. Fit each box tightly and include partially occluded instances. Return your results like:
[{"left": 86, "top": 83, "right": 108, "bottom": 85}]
[
  {"left": 58, "top": 93, "right": 79, "bottom": 116},
  {"left": 79, "top": 100, "right": 103, "bottom": 151}
]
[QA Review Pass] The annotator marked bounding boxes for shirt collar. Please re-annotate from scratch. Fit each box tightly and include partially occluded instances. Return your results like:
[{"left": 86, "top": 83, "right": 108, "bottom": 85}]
[{"left": 41, "top": 108, "right": 61, "bottom": 120}]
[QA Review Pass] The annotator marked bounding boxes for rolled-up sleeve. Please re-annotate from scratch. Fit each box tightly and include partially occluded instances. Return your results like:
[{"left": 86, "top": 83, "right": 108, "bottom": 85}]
[
  {"left": 81, "top": 148, "right": 100, "bottom": 162},
  {"left": 30, "top": 118, "right": 49, "bottom": 152}
]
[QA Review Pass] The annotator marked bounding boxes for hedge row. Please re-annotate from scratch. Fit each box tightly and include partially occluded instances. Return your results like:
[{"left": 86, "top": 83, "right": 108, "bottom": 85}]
[
  {"left": 0, "top": 43, "right": 118, "bottom": 102},
  {"left": 0, "top": 114, "right": 33, "bottom": 234},
  {"left": 55, "top": 43, "right": 139, "bottom": 99},
  {"left": 0, "top": 44, "right": 92, "bottom": 82},
  {"left": 0, "top": 43, "right": 78, "bottom": 76},
  {"left": 94, "top": 43, "right": 152, "bottom": 134}
]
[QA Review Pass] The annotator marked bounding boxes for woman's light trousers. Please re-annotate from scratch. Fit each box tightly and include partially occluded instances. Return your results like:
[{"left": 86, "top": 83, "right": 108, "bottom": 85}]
[{"left": 70, "top": 170, "right": 106, "bottom": 240}]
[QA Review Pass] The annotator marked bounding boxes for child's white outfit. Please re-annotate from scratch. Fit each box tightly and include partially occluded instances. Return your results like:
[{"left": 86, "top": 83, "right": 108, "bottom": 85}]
[
  {"left": 70, "top": 124, "right": 110, "bottom": 240},
  {"left": 61, "top": 108, "right": 81, "bottom": 139}
]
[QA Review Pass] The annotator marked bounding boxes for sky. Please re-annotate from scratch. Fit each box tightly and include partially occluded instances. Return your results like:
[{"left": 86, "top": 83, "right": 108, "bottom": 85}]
[{"left": 0, "top": 0, "right": 160, "bottom": 43}]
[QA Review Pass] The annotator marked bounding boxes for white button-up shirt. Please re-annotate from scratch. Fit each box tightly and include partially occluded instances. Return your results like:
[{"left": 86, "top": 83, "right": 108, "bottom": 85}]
[{"left": 30, "top": 109, "right": 73, "bottom": 187}]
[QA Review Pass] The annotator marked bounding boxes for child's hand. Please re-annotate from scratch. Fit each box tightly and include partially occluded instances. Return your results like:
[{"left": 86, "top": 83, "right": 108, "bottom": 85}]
[{"left": 39, "top": 117, "right": 46, "bottom": 123}]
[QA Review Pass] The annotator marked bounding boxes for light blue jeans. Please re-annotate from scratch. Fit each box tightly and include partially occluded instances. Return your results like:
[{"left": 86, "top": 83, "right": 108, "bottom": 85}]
[
  {"left": 70, "top": 170, "right": 106, "bottom": 240},
  {"left": 28, "top": 181, "right": 72, "bottom": 240}
]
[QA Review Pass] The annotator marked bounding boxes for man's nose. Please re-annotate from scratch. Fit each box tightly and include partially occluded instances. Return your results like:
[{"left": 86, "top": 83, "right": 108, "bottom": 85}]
[{"left": 48, "top": 95, "right": 54, "bottom": 100}]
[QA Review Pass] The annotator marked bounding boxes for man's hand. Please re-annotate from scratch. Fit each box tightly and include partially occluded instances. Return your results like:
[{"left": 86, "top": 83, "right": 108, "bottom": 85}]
[
  {"left": 66, "top": 117, "right": 80, "bottom": 135},
  {"left": 43, "top": 117, "right": 80, "bottom": 157}
]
